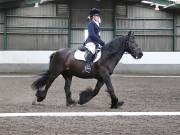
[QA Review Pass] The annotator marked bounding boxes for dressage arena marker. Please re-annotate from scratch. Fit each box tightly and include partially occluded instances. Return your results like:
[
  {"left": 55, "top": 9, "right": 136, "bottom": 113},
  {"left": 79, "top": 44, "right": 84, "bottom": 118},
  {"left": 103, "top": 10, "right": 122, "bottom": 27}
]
[{"left": 0, "top": 112, "right": 180, "bottom": 117}]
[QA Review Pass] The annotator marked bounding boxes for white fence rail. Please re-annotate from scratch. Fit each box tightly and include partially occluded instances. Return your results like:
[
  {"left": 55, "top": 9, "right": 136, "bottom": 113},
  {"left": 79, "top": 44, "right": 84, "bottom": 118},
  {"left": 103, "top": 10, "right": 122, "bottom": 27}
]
[{"left": 0, "top": 51, "right": 180, "bottom": 74}]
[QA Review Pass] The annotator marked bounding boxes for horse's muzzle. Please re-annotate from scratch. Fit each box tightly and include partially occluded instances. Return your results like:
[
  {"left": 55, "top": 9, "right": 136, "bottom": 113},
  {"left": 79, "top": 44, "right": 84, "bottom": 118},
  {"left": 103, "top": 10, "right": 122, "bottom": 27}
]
[
  {"left": 137, "top": 52, "right": 143, "bottom": 59},
  {"left": 134, "top": 48, "right": 143, "bottom": 59}
]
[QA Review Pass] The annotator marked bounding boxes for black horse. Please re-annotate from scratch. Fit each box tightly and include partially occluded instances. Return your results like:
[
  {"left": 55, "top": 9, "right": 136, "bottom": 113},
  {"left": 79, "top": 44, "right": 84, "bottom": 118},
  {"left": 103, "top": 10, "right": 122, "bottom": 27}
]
[{"left": 31, "top": 31, "right": 143, "bottom": 108}]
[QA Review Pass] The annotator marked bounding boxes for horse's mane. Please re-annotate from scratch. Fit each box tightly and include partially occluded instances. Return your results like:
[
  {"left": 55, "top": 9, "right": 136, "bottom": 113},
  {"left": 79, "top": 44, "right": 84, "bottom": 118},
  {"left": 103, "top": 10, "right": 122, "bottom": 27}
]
[{"left": 100, "top": 36, "right": 127, "bottom": 62}]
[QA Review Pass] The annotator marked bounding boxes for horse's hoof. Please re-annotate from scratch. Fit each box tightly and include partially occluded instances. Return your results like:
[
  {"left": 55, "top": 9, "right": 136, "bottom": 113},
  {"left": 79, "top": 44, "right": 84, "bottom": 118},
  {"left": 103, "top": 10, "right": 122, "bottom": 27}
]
[
  {"left": 66, "top": 100, "right": 77, "bottom": 107},
  {"left": 78, "top": 99, "right": 85, "bottom": 105},
  {"left": 37, "top": 96, "right": 45, "bottom": 102},
  {"left": 111, "top": 101, "right": 124, "bottom": 109},
  {"left": 118, "top": 101, "right": 124, "bottom": 106},
  {"left": 78, "top": 100, "right": 82, "bottom": 105}
]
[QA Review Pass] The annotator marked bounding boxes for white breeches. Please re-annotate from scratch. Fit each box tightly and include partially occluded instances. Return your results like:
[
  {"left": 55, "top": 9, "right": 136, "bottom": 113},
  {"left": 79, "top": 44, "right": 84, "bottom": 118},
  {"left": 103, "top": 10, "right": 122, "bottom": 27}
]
[{"left": 85, "top": 42, "right": 96, "bottom": 54}]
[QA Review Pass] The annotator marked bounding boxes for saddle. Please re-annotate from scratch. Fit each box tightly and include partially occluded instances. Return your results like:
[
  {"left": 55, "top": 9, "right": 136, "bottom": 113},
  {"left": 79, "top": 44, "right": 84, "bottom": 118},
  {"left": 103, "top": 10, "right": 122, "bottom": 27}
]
[{"left": 74, "top": 46, "right": 101, "bottom": 63}]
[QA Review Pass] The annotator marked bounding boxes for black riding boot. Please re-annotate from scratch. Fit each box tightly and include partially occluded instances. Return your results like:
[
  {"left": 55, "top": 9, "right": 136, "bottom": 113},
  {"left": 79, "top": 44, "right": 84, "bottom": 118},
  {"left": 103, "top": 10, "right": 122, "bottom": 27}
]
[{"left": 84, "top": 51, "right": 93, "bottom": 73}]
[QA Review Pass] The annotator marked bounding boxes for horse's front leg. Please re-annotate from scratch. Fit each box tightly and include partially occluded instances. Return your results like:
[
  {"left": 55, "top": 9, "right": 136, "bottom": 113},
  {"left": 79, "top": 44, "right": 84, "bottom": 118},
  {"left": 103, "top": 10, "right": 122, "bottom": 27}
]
[
  {"left": 63, "top": 74, "right": 76, "bottom": 106},
  {"left": 78, "top": 79, "right": 104, "bottom": 105},
  {"left": 103, "top": 74, "right": 124, "bottom": 108}
]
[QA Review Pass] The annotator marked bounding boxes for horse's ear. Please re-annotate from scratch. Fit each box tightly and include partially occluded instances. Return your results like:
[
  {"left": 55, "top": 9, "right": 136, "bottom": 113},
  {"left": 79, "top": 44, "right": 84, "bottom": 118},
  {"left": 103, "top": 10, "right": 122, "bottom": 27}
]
[{"left": 128, "top": 31, "right": 132, "bottom": 36}]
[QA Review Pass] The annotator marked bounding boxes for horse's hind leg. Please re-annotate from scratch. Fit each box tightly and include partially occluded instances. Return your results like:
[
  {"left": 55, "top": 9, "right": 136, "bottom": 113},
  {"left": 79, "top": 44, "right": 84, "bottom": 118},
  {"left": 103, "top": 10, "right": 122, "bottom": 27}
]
[
  {"left": 36, "top": 72, "right": 59, "bottom": 102},
  {"left": 62, "top": 74, "right": 76, "bottom": 106}
]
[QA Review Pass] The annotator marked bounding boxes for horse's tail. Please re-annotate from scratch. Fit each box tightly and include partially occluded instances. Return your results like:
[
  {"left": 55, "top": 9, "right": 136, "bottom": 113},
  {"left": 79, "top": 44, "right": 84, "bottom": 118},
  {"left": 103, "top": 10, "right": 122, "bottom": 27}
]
[{"left": 31, "top": 52, "right": 55, "bottom": 91}]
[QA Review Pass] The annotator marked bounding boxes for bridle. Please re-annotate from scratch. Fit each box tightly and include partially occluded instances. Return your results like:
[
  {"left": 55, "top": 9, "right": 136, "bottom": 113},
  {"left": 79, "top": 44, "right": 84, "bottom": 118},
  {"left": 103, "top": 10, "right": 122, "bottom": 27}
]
[{"left": 125, "top": 36, "right": 139, "bottom": 54}]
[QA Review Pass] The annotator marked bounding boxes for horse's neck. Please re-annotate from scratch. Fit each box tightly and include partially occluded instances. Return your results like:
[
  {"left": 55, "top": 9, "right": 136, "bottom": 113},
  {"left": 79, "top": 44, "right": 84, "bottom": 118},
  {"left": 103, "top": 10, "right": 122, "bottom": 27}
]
[
  {"left": 106, "top": 50, "right": 125, "bottom": 72},
  {"left": 99, "top": 42, "right": 125, "bottom": 73}
]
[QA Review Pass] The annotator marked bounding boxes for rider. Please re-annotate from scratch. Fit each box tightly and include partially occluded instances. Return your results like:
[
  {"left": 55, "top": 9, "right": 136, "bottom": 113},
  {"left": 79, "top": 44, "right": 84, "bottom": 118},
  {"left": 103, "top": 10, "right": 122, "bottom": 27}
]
[{"left": 83, "top": 8, "right": 105, "bottom": 73}]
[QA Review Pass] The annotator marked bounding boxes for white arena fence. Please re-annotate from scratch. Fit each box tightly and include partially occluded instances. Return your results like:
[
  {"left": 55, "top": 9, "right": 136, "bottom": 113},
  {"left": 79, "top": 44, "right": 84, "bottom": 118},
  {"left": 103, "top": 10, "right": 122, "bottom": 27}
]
[{"left": 0, "top": 51, "right": 179, "bottom": 75}]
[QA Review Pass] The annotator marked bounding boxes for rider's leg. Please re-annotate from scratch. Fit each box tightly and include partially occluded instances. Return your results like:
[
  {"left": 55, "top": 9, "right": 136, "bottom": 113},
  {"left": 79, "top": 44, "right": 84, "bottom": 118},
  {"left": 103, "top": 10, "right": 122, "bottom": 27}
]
[
  {"left": 84, "top": 50, "right": 93, "bottom": 73},
  {"left": 84, "top": 42, "right": 96, "bottom": 73}
]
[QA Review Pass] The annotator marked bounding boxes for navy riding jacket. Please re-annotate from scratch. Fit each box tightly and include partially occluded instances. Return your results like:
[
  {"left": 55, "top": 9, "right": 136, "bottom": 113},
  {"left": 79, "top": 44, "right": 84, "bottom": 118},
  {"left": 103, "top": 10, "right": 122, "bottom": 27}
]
[{"left": 84, "top": 20, "right": 105, "bottom": 47}]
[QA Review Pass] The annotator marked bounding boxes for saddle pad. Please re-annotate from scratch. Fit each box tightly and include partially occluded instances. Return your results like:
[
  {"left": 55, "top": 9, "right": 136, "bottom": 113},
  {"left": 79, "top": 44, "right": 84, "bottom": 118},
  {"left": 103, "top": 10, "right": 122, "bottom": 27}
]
[{"left": 74, "top": 50, "right": 101, "bottom": 63}]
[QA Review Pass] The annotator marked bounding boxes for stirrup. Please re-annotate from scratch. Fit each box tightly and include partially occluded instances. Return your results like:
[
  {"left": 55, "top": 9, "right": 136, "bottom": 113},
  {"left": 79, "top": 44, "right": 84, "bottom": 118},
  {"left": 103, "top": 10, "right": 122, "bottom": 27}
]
[{"left": 84, "top": 65, "right": 91, "bottom": 73}]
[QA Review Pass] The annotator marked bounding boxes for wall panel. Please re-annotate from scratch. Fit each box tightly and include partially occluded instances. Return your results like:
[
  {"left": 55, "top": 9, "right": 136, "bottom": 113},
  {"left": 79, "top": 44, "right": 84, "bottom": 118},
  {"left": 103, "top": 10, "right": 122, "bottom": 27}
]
[
  {"left": 115, "top": 4, "right": 174, "bottom": 51},
  {"left": 176, "top": 15, "right": 180, "bottom": 51},
  {"left": 0, "top": 12, "right": 4, "bottom": 49},
  {"left": 5, "top": 3, "right": 69, "bottom": 50}
]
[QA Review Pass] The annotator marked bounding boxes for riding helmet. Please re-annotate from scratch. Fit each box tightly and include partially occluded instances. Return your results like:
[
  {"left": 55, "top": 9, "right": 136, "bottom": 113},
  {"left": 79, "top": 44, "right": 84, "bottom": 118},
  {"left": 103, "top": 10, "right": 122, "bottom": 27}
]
[{"left": 89, "top": 8, "right": 100, "bottom": 17}]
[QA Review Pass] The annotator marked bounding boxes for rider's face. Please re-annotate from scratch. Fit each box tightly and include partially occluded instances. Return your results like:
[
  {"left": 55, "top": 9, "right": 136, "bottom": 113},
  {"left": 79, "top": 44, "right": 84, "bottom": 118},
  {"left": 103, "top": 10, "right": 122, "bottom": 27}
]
[{"left": 93, "top": 15, "right": 101, "bottom": 23}]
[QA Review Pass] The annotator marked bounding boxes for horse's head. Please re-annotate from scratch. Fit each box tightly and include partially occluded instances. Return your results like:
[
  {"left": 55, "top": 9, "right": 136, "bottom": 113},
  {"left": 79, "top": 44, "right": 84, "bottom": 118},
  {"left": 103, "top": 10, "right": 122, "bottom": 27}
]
[{"left": 125, "top": 31, "right": 143, "bottom": 59}]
